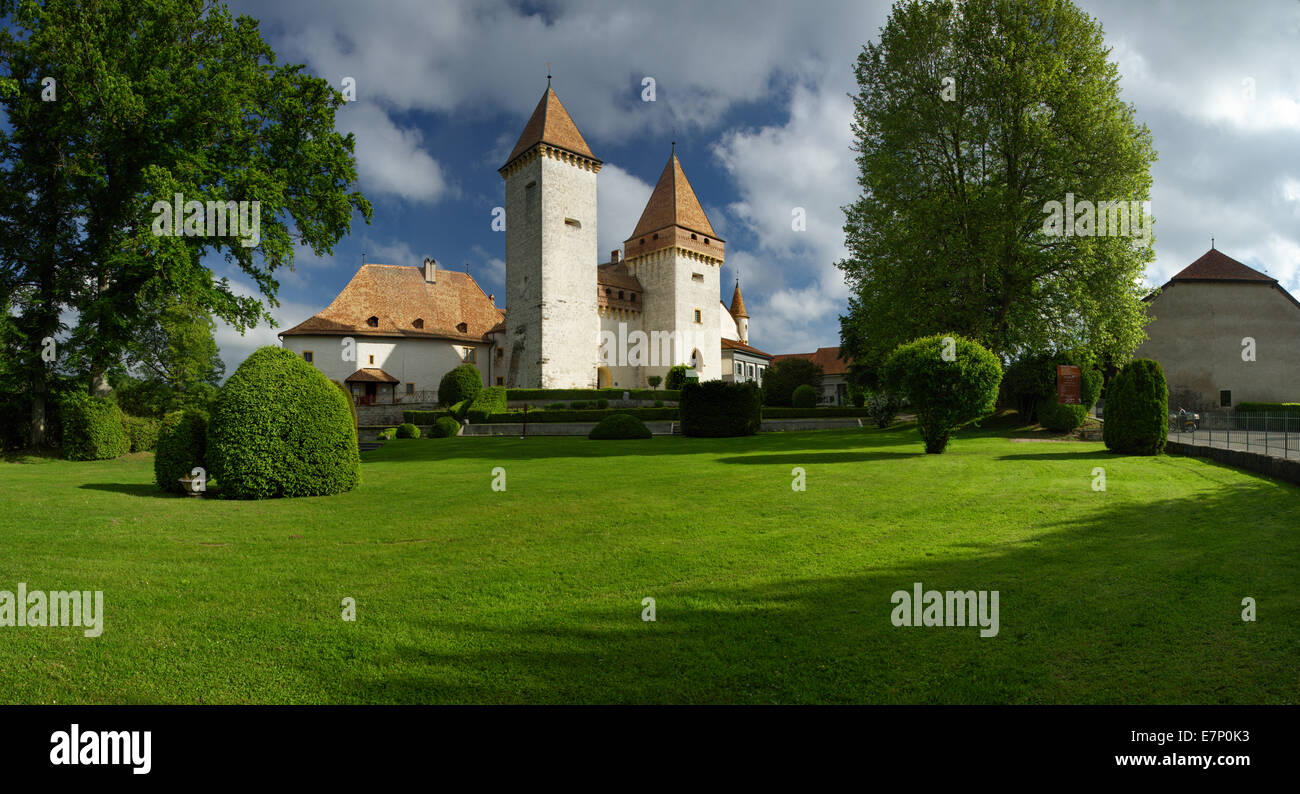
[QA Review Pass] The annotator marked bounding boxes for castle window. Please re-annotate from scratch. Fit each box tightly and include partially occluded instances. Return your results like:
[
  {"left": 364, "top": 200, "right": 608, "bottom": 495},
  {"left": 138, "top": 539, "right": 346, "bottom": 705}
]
[
  {"left": 704, "top": 238, "right": 710, "bottom": 244},
  {"left": 366, "top": 316, "right": 379, "bottom": 327},
  {"left": 605, "top": 288, "right": 611, "bottom": 295},
  {"left": 496, "top": 377, "right": 504, "bottom": 386},
  {"left": 691, "top": 233, "right": 697, "bottom": 240},
  {"left": 1220, "top": 390, "right": 1232, "bottom": 407},
  {"left": 303, "top": 351, "right": 314, "bottom": 364},
  {"left": 406, "top": 383, "right": 415, "bottom": 396},
  {"left": 640, "top": 238, "right": 645, "bottom": 245},
  {"left": 692, "top": 272, "right": 703, "bottom": 282},
  {"left": 631, "top": 294, "right": 637, "bottom": 302},
  {"left": 413, "top": 318, "right": 424, "bottom": 329},
  {"left": 653, "top": 233, "right": 659, "bottom": 240},
  {"left": 694, "top": 309, "right": 702, "bottom": 324},
  {"left": 456, "top": 322, "right": 468, "bottom": 333},
  {"left": 618, "top": 291, "right": 624, "bottom": 299},
  {"left": 368, "top": 354, "right": 375, "bottom": 365},
  {"left": 462, "top": 347, "right": 476, "bottom": 363},
  {"left": 496, "top": 347, "right": 503, "bottom": 359},
  {"left": 565, "top": 218, "right": 581, "bottom": 228}
]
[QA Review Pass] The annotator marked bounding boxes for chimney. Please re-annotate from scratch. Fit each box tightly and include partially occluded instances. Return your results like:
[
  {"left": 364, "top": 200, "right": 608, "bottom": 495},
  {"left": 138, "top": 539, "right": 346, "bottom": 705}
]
[
  {"left": 488, "top": 294, "right": 495, "bottom": 306},
  {"left": 611, "top": 250, "right": 620, "bottom": 264},
  {"left": 423, "top": 256, "right": 437, "bottom": 284}
]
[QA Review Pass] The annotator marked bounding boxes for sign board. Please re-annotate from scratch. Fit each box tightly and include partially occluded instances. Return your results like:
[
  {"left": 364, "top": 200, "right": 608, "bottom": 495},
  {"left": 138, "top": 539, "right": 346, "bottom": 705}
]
[{"left": 1056, "top": 365, "right": 1081, "bottom": 405}]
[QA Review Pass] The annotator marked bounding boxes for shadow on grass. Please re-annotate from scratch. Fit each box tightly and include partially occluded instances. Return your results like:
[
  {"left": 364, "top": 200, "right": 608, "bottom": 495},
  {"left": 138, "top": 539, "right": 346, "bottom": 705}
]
[
  {"left": 297, "top": 479, "right": 1300, "bottom": 704},
  {"left": 717, "top": 450, "right": 924, "bottom": 465},
  {"left": 79, "top": 483, "right": 178, "bottom": 499}
]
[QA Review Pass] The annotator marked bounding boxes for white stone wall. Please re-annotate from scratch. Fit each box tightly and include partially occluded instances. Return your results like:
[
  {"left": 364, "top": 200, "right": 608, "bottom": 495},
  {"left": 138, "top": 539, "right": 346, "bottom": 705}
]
[
  {"left": 503, "top": 149, "right": 600, "bottom": 389},
  {"left": 598, "top": 309, "right": 646, "bottom": 388},
  {"left": 674, "top": 251, "right": 723, "bottom": 381},
  {"left": 719, "top": 304, "right": 739, "bottom": 341},
  {"left": 281, "top": 335, "right": 489, "bottom": 398}
]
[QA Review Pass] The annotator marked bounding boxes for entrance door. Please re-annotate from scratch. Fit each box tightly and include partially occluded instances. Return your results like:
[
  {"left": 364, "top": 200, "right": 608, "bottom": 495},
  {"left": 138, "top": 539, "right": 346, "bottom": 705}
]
[
  {"left": 597, "top": 366, "right": 612, "bottom": 388},
  {"left": 364, "top": 382, "right": 377, "bottom": 405}
]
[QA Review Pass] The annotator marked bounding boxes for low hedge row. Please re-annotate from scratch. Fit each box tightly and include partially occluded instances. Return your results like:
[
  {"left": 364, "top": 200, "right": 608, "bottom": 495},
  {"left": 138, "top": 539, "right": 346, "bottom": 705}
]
[
  {"left": 402, "top": 410, "right": 455, "bottom": 424},
  {"left": 404, "top": 405, "right": 876, "bottom": 424},
  {"left": 763, "top": 407, "right": 871, "bottom": 418},
  {"left": 505, "top": 388, "right": 680, "bottom": 402},
  {"left": 466, "top": 386, "right": 507, "bottom": 422},
  {"left": 1235, "top": 402, "right": 1300, "bottom": 414},
  {"left": 484, "top": 407, "right": 679, "bottom": 423}
]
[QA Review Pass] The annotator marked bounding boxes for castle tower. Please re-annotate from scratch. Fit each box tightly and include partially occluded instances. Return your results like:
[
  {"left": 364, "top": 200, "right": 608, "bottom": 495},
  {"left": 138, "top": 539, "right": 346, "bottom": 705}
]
[
  {"left": 499, "top": 83, "right": 601, "bottom": 388},
  {"left": 729, "top": 280, "right": 749, "bottom": 344},
  {"left": 623, "top": 150, "right": 723, "bottom": 381}
]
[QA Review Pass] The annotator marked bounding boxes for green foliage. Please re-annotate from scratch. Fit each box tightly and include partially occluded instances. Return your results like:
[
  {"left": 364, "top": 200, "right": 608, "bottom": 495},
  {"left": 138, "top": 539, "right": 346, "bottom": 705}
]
[
  {"left": 331, "top": 380, "right": 357, "bottom": 427},
  {"left": 763, "top": 407, "right": 871, "bottom": 418},
  {"left": 449, "top": 400, "right": 470, "bottom": 420},
  {"left": 121, "top": 415, "right": 162, "bottom": 452},
  {"left": 207, "top": 347, "right": 360, "bottom": 499},
  {"left": 665, "top": 365, "right": 691, "bottom": 391},
  {"left": 439, "top": 364, "right": 483, "bottom": 407},
  {"left": 1236, "top": 402, "right": 1300, "bottom": 414},
  {"left": 680, "top": 381, "right": 762, "bottom": 437},
  {"left": 400, "top": 410, "right": 454, "bottom": 424},
  {"left": 836, "top": 0, "right": 1156, "bottom": 379},
  {"left": 1003, "top": 351, "right": 1103, "bottom": 431},
  {"left": 546, "top": 402, "right": 567, "bottom": 410},
  {"left": 596, "top": 398, "right": 609, "bottom": 409},
  {"left": 465, "top": 386, "right": 507, "bottom": 423},
  {"left": 60, "top": 392, "right": 130, "bottom": 460},
  {"left": 865, "top": 392, "right": 902, "bottom": 428},
  {"left": 763, "top": 358, "right": 824, "bottom": 406},
  {"left": 647, "top": 375, "right": 663, "bottom": 391},
  {"left": 377, "top": 428, "right": 396, "bottom": 441},
  {"left": 792, "top": 384, "right": 818, "bottom": 409},
  {"left": 883, "top": 334, "right": 1002, "bottom": 453},
  {"left": 505, "top": 388, "right": 679, "bottom": 402},
  {"left": 654, "top": 400, "right": 664, "bottom": 408},
  {"left": 588, "top": 413, "right": 653, "bottom": 440},
  {"left": 431, "top": 417, "right": 461, "bottom": 438},
  {"left": 488, "top": 408, "right": 678, "bottom": 424},
  {"left": 154, "top": 410, "right": 208, "bottom": 493},
  {"left": 1104, "top": 359, "right": 1168, "bottom": 455},
  {"left": 395, "top": 422, "right": 420, "bottom": 439}
]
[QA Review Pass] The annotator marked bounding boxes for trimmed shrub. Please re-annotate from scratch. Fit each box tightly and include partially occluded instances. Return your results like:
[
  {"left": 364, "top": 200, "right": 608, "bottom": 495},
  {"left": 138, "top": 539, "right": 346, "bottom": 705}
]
[
  {"left": 665, "top": 365, "right": 691, "bottom": 391},
  {"left": 483, "top": 407, "right": 678, "bottom": 423},
  {"left": 647, "top": 376, "right": 663, "bottom": 391},
  {"left": 207, "top": 346, "right": 360, "bottom": 499},
  {"left": 505, "top": 388, "right": 679, "bottom": 402},
  {"left": 438, "top": 363, "right": 483, "bottom": 407},
  {"left": 121, "top": 415, "right": 162, "bottom": 452},
  {"left": 654, "top": 400, "right": 664, "bottom": 408},
  {"left": 851, "top": 389, "right": 866, "bottom": 408},
  {"left": 680, "top": 381, "right": 762, "bottom": 437},
  {"left": 377, "top": 427, "right": 396, "bottom": 440},
  {"left": 465, "top": 386, "right": 507, "bottom": 423},
  {"left": 395, "top": 422, "right": 421, "bottom": 439},
  {"left": 792, "top": 384, "right": 818, "bottom": 409},
  {"left": 596, "top": 398, "right": 609, "bottom": 409},
  {"left": 1236, "top": 402, "right": 1300, "bottom": 414},
  {"left": 865, "top": 392, "right": 901, "bottom": 428},
  {"left": 154, "top": 410, "right": 208, "bottom": 493},
  {"left": 1104, "top": 359, "right": 1168, "bottom": 455},
  {"left": 431, "top": 417, "right": 461, "bottom": 438},
  {"left": 883, "top": 334, "right": 1002, "bottom": 454},
  {"left": 764, "top": 358, "right": 824, "bottom": 406},
  {"left": 763, "top": 406, "right": 871, "bottom": 418},
  {"left": 331, "top": 379, "right": 358, "bottom": 426},
  {"left": 588, "top": 413, "right": 653, "bottom": 440},
  {"left": 401, "top": 410, "right": 454, "bottom": 424},
  {"left": 60, "top": 392, "right": 130, "bottom": 461},
  {"left": 449, "top": 400, "right": 470, "bottom": 420},
  {"left": 546, "top": 402, "right": 567, "bottom": 410}
]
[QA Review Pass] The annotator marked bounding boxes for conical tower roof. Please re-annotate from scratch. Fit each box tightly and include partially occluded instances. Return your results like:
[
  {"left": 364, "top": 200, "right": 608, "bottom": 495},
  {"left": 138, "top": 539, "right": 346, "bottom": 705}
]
[
  {"left": 729, "top": 281, "right": 748, "bottom": 318},
  {"left": 501, "top": 85, "right": 598, "bottom": 171},
  {"left": 627, "top": 152, "right": 719, "bottom": 241}
]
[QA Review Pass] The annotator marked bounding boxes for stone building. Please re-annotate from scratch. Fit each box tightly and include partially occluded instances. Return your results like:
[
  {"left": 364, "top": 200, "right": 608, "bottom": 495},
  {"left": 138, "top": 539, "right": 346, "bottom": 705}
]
[{"left": 1135, "top": 248, "right": 1300, "bottom": 409}]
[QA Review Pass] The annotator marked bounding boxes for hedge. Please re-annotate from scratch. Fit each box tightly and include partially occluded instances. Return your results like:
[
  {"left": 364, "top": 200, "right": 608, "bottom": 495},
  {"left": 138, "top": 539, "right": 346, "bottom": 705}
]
[
  {"left": 402, "top": 409, "right": 455, "bottom": 424},
  {"left": 431, "top": 417, "right": 461, "bottom": 438},
  {"left": 121, "top": 415, "right": 162, "bottom": 452},
  {"left": 465, "top": 386, "right": 507, "bottom": 423},
  {"left": 1103, "top": 358, "right": 1168, "bottom": 455},
  {"left": 505, "top": 388, "right": 679, "bottom": 402},
  {"left": 588, "top": 413, "right": 653, "bottom": 440},
  {"left": 395, "top": 422, "right": 421, "bottom": 439},
  {"left": 763, "top": 407, "right": 871, "bottom": 418},
  {"left": 60, "top": 392, "right": 130, "bottom": 461},
  {"left": 207, "top": 346, "right": 360, "bottom": 499},
  {"left": 1235, "top": 402, "right": 1300, "bottom": 414},
  {"left": 680, "top": 380, "right": 762, "bottom": 437},
  {"left": 438, "top": 363, "right": 483, "bottom": 406},
  {"left": 154, "top": 410, "right": 208, "bottom": 494}
]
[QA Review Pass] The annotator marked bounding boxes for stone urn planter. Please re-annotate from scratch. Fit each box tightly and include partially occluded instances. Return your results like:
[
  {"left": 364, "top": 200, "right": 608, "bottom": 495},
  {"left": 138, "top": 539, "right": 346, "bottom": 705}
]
[{"left": 178, "top": 476, "right": 203, "bottom": 497}]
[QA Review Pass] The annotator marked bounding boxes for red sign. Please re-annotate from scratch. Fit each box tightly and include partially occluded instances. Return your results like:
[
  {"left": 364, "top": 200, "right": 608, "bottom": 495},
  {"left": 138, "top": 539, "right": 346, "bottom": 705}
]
[{"left": 1057, "top": 365, "right": 1081, "bottom": 405}]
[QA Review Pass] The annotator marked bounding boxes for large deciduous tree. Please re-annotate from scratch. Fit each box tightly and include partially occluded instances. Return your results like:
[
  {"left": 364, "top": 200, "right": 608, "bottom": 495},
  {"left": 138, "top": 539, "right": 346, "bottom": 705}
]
[
  {"left": 0, "top": 0, "right": 371, "bottom": 446},
  {"left": 837, "top": 0, "right": 1156, "bottom": 377}
]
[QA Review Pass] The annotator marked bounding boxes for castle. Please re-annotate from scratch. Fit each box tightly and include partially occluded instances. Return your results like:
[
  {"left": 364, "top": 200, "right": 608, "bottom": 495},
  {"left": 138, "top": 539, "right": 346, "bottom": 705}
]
[{"left": 281, "top": 82, "right": 771, "bottom": 403}]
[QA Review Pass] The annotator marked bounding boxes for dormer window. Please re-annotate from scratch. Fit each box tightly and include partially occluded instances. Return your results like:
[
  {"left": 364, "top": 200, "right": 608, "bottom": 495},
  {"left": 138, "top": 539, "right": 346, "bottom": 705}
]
[
  {"left": 691, "top": 233, "right": 697, "bottom": 240},
  {"left": 413, "top": 318, "right": 424, "bottom": 329},
  {"left": 631, "top": 294, "right": 637, "bottom": 302},
  {"left": 653, "top": 233, "right": 659, "bottom": 240},
  {"left": 366, "top": 316, "right": 378, "bottom": 327},
  {"left": 618, "top": 291, "right": 624, "bottom": 299},
  {"left": 704, "top": 238, "right": 710, "bottom": 245},
  {"left": 605, "top": 288, "right": 611, "bottom": 295},
  {"left": 456, "top": 322, "right": 468, "bottom": 333}
]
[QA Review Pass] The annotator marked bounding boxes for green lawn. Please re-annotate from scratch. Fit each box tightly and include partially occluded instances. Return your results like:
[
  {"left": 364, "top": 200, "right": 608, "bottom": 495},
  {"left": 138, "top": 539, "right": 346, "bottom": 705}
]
[{"left": 1, "top": 424, "right": 1296, "bottom": 704}]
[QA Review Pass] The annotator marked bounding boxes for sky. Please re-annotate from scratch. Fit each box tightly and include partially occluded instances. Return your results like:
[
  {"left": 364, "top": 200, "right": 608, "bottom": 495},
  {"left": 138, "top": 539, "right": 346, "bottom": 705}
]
[{"left": 211, "top": 0, "right": 1300, "bottom": 373}]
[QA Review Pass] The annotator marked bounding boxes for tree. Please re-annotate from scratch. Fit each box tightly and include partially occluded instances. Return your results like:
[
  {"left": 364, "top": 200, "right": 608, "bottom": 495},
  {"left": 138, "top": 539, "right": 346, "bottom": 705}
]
[
  {"left": 1103, "top": 358, "right": 1167, "bottom": 455},
  {"left": 647, "top": 375, "right": 662, "bottom": 392},
  {"left": 0, "top": 0, "right": 371, "bottom": 446},
  {"left": 665, "top": 365, "right": 690, "bottom": 391},
  {"left": 763, "top": 358, "right": 823, "bottom": 406},
  {"left": 883, "top": 333, "right": 1002, "bottom": 453},
  {"left": 837, "top": 0, "right": 1156, "bottom": 378}
]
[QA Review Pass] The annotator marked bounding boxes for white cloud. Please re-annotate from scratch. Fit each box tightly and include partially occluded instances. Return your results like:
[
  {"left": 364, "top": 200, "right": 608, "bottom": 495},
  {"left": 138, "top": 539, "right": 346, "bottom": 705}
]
[
  {"left": 338, "top": 103, "right": 453, "bottom": 204},
  {"left": 362, "top": 236, "right": 420, "bottom": 267},
  {"left": 597, "top": 164, "right": 654, "bottom": 260},
  {"left": 213, "top": 280, "right": 325, "bottom": 376}
]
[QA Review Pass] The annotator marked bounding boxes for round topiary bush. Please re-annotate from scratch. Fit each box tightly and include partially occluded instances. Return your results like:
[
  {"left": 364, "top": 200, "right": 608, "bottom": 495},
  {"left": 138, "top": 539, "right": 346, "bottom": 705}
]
[
  {"left": 207, "top": 346, "right": 360, "bottom": 499},
  {"left": 154, "top": 409, "right": 208, "bottom": 493},
  {"left": 1103, "top": 358, "right": 1168, "bottom": 455},
  {"left": 377, "top": 427, "right": 396, "bottom": 440},
  {"left": 665, "top": 364, "right": 690, "bottom": 391},
  {"left": 60, "top": 392, "right": 130, "bottom": 460},
  {"left": 883, "top": 333, "right": 1002, "bottom": 454},
  {"left": 431, "top": 416, "right": 461, "bottom": 438},
  {"left": 792, "top": 384, "right": 818, "bottom": 409},
  {"left": 588, "top": 413, "right": 652, "bottom": 440},
  {"left": 438, "top": 363, "right": 482, "bottom": 407},
  {"left": 395, "top": 422, "right": 421, "bottom": 439}
]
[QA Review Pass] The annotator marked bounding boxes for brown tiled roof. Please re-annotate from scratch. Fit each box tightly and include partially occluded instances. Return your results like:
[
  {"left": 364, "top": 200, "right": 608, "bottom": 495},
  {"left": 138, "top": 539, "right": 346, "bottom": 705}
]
[
  {"left": 597, "top": 261, "right": 643, "bottom": 312},
  {"left": 729, "top": 281, "right": 748, "bottom": 318},
  {"left": 1170, "top": 249, "right": 1275, "bottom": 283},
  {"left": 771, "top": 346, "right": 852, "bottom": 376},
  {"left": 721, "top": 338, "right": 771, "bottom": 359},
  {"left": 502, "top": 86, "right": 598, "bottom": 169},
  {"left": 344, "top": 367, "right": 399, "bottom": 384},
  {"left": 627, "top": 153, "right": 719, "bottom": 241},
  {"left": 597, "top": 261, "right": 643, "bottom": 291},
  {"left": 280, "top": 264, "right": 504, "bottom": 342}
]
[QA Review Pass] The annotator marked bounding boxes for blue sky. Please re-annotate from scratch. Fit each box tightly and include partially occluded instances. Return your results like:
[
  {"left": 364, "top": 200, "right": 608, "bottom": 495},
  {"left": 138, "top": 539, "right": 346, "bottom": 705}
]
[{"left": 210, "top": 0, "right": 1300, "bottom": 373}]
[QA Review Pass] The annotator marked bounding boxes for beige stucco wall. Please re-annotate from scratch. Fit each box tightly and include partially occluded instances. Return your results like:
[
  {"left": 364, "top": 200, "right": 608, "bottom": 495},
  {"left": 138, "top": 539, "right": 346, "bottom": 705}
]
[
  {"left": 1133, "top": 281, "right": 1300, "bottom": 406},
  {"left": 281, "top": 335, "right": 488, "bottom": 397}
]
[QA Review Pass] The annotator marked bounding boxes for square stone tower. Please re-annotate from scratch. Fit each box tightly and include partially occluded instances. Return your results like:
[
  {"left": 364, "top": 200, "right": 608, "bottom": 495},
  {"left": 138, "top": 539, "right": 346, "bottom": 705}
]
[
  {"left": 623, "top": 150, "right": 724, "bottom": 382},
  {"left": 499, "top": 84, "right": 601, "bottom": 388}
]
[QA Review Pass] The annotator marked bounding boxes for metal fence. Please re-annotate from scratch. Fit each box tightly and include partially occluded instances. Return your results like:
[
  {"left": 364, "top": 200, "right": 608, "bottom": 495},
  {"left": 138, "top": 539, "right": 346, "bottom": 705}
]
[{"left": 1167, "top": 411, "right": 1300, "bottom": 460}]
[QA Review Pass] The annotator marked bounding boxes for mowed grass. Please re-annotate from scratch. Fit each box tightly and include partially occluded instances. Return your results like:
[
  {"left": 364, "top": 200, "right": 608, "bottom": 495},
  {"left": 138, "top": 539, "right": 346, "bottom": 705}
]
[{"left": 0, "top": 424, "right": 1297, "bottom": 704}]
